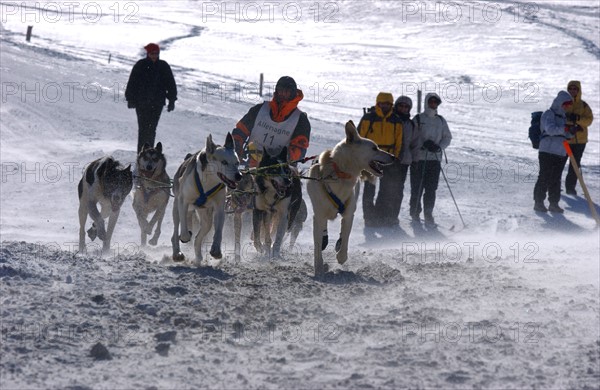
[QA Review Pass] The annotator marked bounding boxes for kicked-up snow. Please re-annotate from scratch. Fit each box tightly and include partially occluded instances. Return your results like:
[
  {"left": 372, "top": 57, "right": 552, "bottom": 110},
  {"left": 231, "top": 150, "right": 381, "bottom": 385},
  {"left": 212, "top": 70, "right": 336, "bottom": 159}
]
[{"left": 1, "top": 1, "right": 599, "bottom": 388}]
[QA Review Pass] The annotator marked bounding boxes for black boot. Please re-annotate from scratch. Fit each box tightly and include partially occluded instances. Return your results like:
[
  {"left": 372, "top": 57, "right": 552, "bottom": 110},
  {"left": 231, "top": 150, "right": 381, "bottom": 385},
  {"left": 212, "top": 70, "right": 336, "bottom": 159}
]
[
  {"left": 548, "top": 203, "right": 564, "bottom": 213},
  {"left": 533, "top": 201, "right": 548, "bottom": 213}
]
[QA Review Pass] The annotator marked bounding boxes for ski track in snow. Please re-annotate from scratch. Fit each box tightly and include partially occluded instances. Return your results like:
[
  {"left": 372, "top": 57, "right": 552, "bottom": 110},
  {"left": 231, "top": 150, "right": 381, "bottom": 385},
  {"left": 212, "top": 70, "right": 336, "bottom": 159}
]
[{"left": 1, "top": 1, "right": 600, "bottom": 388}]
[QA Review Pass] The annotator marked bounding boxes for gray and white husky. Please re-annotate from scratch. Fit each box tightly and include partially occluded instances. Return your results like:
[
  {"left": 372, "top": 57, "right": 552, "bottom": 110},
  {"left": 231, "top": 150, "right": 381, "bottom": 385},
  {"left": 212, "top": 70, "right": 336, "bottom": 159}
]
[
  {"left": 78, "top": 156, "right": 133, "bottom": 254},
  {"left": 307, "top": 120, "right": 394, "bottom": 277},
  {"left": 171, "top": 133, "right": 241, "bottom": 264},
  {"left": 132, "top": 142, "right": 170, "bottom": 246}
]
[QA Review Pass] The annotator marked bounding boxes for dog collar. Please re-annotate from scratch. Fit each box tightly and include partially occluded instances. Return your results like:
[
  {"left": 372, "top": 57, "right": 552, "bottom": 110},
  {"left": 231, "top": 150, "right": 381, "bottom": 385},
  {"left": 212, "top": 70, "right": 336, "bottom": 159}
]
[
  {"left": 332, "top": 162, "right": 352, "bottom": 180},
  {"left": 194, "top": 169, "right": 225, "bottom": 207}
]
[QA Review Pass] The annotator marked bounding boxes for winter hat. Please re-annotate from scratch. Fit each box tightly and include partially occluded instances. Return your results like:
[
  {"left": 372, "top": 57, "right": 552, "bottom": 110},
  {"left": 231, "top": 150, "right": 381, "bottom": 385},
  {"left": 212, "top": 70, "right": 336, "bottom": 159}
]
[
  {"left": 395, "top": 96, "right": 413, "bottom": 109},
  {"left": 376, "top": 92, "right": 394, "bottom": 104},
  {"left": 427, "top": 94, "right": 442, "bottom": 105},
  {"left": 144, "top": 43, "right": 160, "bottom": 53},
  {"left": 276, "top": 76, "right": 297, "bottom": 92},
  {"left": 567, "top": 80, "right": 581, "bottom": 101}
]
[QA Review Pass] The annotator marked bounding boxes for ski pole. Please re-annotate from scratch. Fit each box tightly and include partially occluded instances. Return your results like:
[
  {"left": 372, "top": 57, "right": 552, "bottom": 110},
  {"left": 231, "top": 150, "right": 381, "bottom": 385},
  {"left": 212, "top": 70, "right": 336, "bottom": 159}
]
[
  {"left": 439, "top": 161, "right": 466, "bottom": 229},
  {"left": 563, "top": 141, "right": 600, "bottom": 226}
]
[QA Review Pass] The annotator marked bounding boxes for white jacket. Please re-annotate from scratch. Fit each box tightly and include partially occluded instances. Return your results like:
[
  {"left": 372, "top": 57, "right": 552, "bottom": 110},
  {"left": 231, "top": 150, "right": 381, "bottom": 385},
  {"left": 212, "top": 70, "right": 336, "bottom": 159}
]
[
  {"left": 539, "top": 90, "right": 572, "bottom": 156},
  {"left": 414, "top": 92, "right": 452, "bottom": 161}
]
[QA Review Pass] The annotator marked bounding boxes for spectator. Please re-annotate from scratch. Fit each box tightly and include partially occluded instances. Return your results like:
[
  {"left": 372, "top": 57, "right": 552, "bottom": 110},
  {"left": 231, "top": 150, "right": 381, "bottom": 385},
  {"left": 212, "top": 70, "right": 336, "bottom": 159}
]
[
  {"left": 125, "top": 43, "right": 177, "bottom": 153},
  {"left": 562, "top": 80, "right": 594, "bottom": 195},
  {"left": 357, "top": 92, "right": 404, "bottom": 228},
  {"left": 409, "top": 92, "right": 452, "bottom": 227}
]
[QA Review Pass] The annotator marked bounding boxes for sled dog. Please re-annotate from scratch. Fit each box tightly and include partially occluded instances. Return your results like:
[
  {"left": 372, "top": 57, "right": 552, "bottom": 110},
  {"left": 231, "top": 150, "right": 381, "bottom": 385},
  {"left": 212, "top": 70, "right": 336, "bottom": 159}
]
[
  {"left": 78, "top": 156, "right": 133, "bottom": 254},
  {"left": 227, "top": 170, "right": 255, "bottom": 262},
  {"left": 306, "top": 120, "right": 394, "bottom": 277},
  {"left": 171, "top": 133, "right": 241, "bottom": 264},
  {"left": 252, "top": 147, "right": 303, "bottom": 258},
  {"left": 132, "top": 142, "right": 171, "bottom": 246}
]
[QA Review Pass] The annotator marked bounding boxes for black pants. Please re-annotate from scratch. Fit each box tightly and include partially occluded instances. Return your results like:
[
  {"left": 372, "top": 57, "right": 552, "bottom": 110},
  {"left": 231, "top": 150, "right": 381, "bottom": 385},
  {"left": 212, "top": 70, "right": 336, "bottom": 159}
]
[
  {"left": 534, "top": 152, "right": 568, "bottom": 204},
  {"left": 136, "top": 105, "right": 163, "bottom": 153},
  {"left": 564, "top": 143, "right": 586, "bottom": 192},
  {"left": 363, "top": 160, "right": 406, "bottom": 225},
  {"left": 409, "top": 160, "right": 441, "bottom": 217}
]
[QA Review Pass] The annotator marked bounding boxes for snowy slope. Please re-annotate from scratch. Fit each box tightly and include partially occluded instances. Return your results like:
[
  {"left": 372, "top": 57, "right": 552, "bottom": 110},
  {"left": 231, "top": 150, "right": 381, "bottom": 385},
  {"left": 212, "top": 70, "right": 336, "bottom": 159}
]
[{"left": 1, "top": 1, "right": 599, "bottom": 388}]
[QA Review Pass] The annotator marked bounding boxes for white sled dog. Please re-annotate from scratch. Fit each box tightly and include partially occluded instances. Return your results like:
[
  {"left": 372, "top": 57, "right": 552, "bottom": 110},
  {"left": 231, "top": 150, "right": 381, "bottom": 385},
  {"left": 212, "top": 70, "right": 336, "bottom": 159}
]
[
  {"left": 132, "top": 142, "right": 171, "bottom": 246},
  {"left": 78, "top": 156, "right": 133, "bottom": 254},
  {"left": 171, "top": 133, "right": 241, "bottom": 264},
  {"left": 306, "top": 120, "right": 394, "bottom": 277}
]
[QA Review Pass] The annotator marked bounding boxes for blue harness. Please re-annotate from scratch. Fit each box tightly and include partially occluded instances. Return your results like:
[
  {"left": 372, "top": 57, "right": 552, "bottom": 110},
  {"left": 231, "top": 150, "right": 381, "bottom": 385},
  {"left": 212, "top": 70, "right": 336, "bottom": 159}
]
[
  {"left": 194, "top": 169, "right": 225, "bottom": 207},
  {"left": 326, "top": 189, "right": 347, "bottom": 215}
]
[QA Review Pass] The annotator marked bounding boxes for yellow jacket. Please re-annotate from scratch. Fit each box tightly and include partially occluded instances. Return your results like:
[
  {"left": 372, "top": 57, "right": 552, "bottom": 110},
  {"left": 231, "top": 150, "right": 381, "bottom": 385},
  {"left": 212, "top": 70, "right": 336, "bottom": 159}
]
[
  {"left": 358, "top": 106, "right": 403, "bottom": 158},
  {"left": 565, "top": 80, "right": 594, "bottom": 144}
]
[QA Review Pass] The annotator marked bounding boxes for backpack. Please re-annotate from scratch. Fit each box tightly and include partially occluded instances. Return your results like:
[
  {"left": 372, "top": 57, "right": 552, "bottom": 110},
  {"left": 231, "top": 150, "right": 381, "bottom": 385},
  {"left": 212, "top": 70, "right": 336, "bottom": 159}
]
[{"left": 528, "top": 111, "right": 543, "bottom": 149}]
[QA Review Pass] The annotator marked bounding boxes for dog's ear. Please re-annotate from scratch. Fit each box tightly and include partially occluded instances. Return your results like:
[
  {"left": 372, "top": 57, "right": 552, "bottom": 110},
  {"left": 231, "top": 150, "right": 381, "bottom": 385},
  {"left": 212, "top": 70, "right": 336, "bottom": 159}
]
[
  {"left": 124, "top": 164, "right": 132, "bottom": 172},
  {"left": 155, "top": 142, "right": 162, "bottom": 153},
  {"left": 278, "top": 146, "right": 288, "bottom": 162},
  {"left": 206, "top": 134, "right": 216, "bottom": 154},
  {"left": 224, "top": 132, "right": 234, "bottom": 150},
  {"left": 345, "top": 120, "right": 359, "bottom": 144}
]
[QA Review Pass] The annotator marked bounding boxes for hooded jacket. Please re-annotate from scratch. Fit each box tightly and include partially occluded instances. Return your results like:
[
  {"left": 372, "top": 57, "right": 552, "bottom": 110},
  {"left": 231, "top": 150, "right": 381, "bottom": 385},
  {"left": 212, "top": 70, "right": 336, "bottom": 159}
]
[
  {"left": 539, "top": 90, "right": 572, "bottom": 156},
  {"left": 232, "top": 89, "right": 310, "bottom": 166},
  {"left": 413, "top": 92, "right": 452, "bottom": 161},
  {"left": 394, "top": 96, "right": 421, "bottom": 164},
  {"left": 125, "top": 56, "right": 177, "bottom": 107},
  {"left": 565, "top": 80, "right": 594, "bottom": 144},
  {"left": 358, "top": 93, "right": 403, "bottom": 158}
]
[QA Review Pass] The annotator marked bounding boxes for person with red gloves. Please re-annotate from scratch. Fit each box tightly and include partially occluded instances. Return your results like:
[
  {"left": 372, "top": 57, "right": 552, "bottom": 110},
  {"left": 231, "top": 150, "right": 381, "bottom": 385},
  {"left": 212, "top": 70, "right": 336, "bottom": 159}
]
[
  {"left": 125, "top": 43, "right": 178, "bottom": 153},
  {"left": 533, "top": 90, "right": 574, "bottom": 213},
  {"left": 232, "top": 76, "right": 310, "bottom": 168}
]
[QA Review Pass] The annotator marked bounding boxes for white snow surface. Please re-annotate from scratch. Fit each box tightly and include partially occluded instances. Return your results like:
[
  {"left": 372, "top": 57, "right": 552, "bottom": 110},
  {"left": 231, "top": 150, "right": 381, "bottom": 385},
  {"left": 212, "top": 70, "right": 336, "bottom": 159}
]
[{"left": 1, "top": 1, "right": 600, "bottom": 388}]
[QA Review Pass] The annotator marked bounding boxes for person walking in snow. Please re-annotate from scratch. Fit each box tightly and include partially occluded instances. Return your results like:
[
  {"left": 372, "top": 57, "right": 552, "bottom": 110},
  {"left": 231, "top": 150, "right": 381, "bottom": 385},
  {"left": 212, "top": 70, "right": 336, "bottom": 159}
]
[
  {"left": 232, "top": 76, "right": 311, "bottom": 167},
  {"left": 393, "top": 95, "right": 421, "bottom": 223},
  {"left": 561, "top": 80, "right": 594, "bottom": 196},
  {"left": 409, "top": 92, "right": 452, "bottom": 227},
  {"left": 125, "top": 43, "right": 178, "bottom": 153},
  {"left": 533, "top": 91, "right": 575, "bottom": 213},
  {"left": 357, "top": 92, "right": 404, "bottom": 228}
]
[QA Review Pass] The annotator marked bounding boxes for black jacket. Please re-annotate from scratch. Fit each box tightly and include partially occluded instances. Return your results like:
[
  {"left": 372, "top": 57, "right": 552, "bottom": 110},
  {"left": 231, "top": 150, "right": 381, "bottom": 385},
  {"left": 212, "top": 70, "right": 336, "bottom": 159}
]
[{"left": 125, "top": 57, "right": 177, "bottom": 107}]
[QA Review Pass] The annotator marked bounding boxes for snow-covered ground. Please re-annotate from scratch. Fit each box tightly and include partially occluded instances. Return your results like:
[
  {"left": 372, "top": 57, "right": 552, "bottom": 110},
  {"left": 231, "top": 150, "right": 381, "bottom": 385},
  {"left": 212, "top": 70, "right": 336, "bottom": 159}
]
[{"left": 1, "top": 1, "right": 599, "bottom": 388}]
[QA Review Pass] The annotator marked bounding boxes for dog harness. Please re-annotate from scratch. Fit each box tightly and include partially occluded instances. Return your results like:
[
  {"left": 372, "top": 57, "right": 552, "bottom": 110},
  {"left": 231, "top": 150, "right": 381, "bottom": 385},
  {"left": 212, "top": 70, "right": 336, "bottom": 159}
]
[
  {"left": 194, "top": 169, "right": 225, "bottom": 207},
  {"left": 325, "top": 188, "right": 347, "bottom": 215}
]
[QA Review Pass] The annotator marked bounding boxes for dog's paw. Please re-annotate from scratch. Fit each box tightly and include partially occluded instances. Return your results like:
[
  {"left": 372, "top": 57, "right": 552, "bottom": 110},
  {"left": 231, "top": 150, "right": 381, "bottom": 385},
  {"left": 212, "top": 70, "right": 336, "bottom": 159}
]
[
  {"left": 144, "top": 224, "right": 153, "bottom": 235},
  {"left": 172, "top": 252, "right": 185, "bottom": 262},
  {"left": 148, "top": 237, "right": 158, "bottom": 246},
  {"left": 210, "top": 247, "right": 222, "bottom": 259},
  {"left": 179, "top": 231, "right": 192, "bottom": 243}
]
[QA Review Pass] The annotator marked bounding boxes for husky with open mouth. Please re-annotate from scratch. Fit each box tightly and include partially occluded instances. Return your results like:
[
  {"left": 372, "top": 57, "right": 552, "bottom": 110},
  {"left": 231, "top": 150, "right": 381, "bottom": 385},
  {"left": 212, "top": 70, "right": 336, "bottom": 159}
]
[
  {"left": 307, "top": 120, "right": 394, "bottom": 277},
  {"left": 171, "top": 133, "right": 241, "bottom": 264}
]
